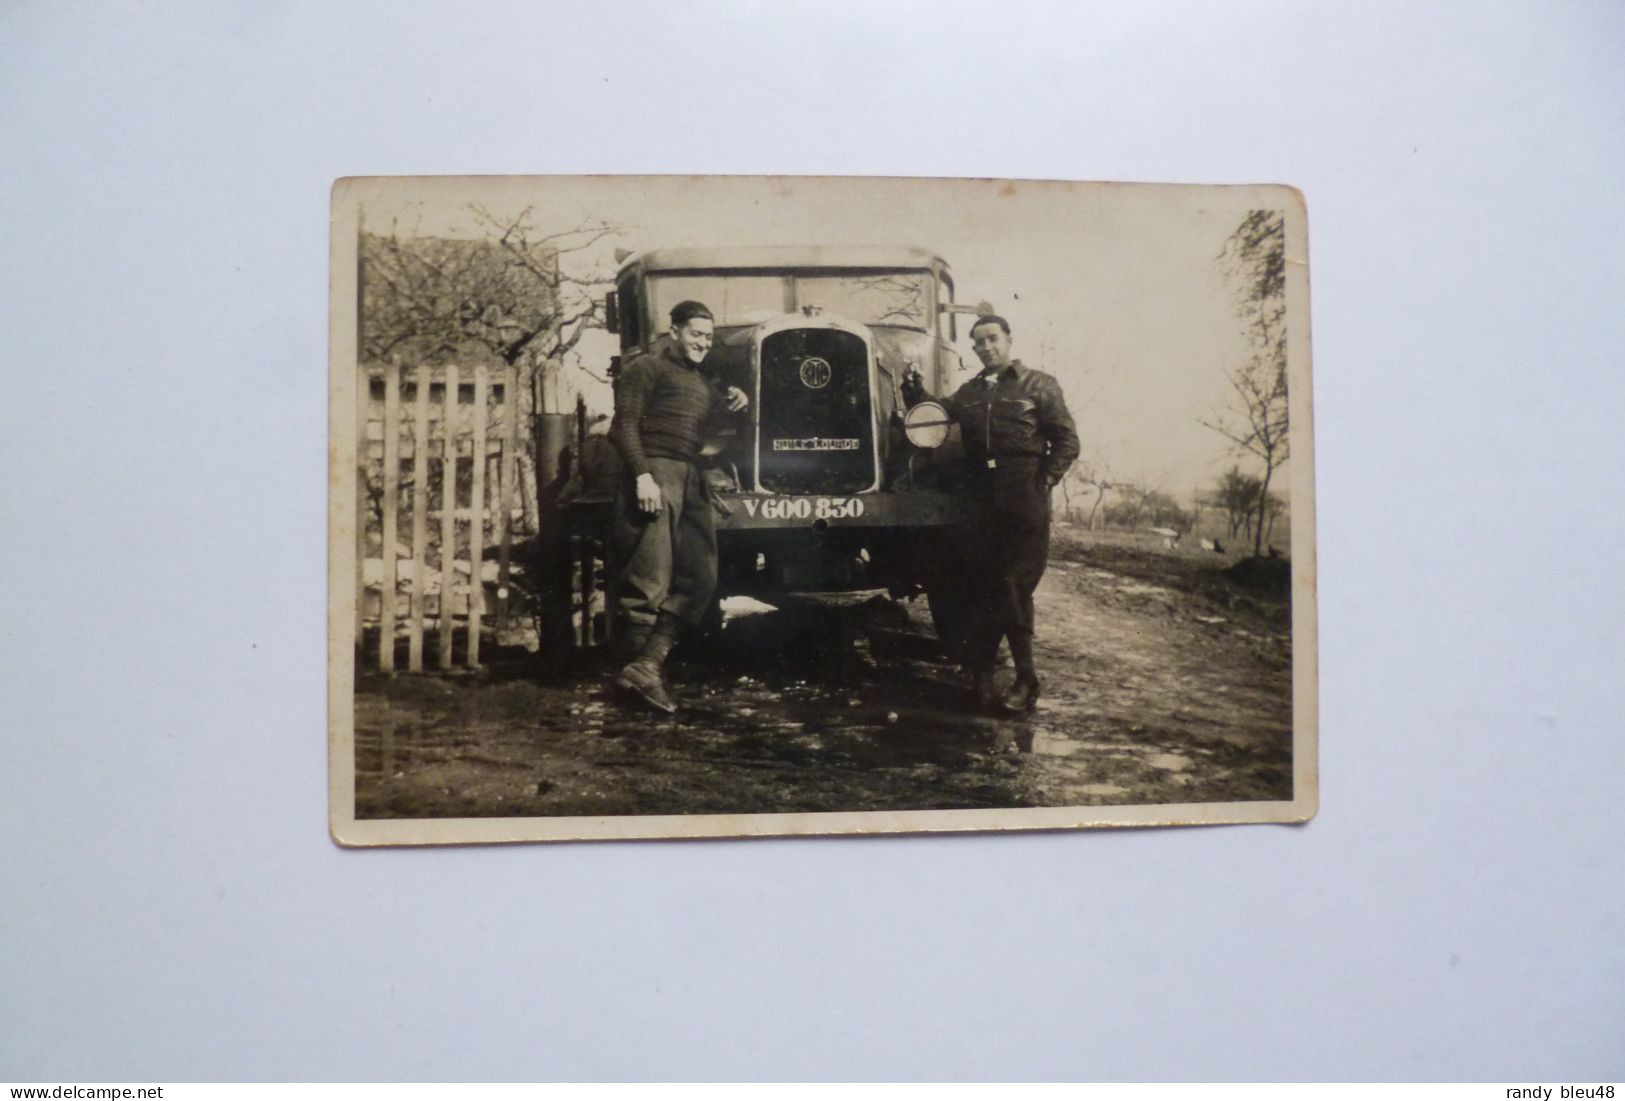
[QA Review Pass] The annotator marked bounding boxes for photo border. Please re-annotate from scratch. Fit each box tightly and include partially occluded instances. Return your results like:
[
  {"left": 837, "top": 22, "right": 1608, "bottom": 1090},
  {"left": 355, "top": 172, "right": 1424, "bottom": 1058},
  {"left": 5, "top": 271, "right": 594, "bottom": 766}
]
[{"left": 326, "top": 175, "right": 1318, "bottom": 846}]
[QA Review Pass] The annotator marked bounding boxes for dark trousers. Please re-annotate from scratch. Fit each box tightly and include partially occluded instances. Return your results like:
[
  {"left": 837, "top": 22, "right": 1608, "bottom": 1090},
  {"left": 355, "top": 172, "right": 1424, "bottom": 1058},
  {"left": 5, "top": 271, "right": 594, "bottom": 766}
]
[
  {"left": 959, "top": 507, "right": 1050, "bottom": 667},
  {"left": 936, "top": 459, "right": 1052, "bottom": 669},
  {"left": 610, "top": 457, "right": 718, "bottom": 634}
]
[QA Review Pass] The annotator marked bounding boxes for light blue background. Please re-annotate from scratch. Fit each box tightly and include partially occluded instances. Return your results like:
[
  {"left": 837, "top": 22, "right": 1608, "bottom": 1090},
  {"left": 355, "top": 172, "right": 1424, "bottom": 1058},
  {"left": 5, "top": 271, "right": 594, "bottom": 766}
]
[{"left": 3, "top": 0, "right": 1622, "bottom": 1082}]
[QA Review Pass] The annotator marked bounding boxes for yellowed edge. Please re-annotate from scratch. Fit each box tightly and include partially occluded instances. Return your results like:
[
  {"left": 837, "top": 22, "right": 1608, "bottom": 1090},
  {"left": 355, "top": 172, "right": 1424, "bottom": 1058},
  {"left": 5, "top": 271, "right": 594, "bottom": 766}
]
[
  {"left": 326, "top": 175, "right": 1319, "bottom": 847},
  {"left": 334, "top": 799, "right": 1311, "bottom": 847},
  {"left": 329, "top": 179, "right": 362, "bottom": 846},
  {"left": 1281, "top": 186, "right": 1321, "bottom": 826}
]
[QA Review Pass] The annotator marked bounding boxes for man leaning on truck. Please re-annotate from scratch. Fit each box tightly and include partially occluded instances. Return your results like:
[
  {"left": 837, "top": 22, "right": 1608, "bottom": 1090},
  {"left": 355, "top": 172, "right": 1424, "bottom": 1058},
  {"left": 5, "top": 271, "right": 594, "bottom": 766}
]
[
  {"left": 905, "top": 314, "right": 1079, "bottom": 715},
  {"left": 607, "top": 299, "right": 749, "bottom": 714}
]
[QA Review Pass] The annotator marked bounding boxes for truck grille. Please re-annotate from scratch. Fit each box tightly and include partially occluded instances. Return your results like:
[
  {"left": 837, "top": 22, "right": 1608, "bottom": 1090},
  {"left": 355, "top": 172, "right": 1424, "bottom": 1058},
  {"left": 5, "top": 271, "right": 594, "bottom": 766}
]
[{"left": 757, "top": 328, "right": 875, "bottom": 494}]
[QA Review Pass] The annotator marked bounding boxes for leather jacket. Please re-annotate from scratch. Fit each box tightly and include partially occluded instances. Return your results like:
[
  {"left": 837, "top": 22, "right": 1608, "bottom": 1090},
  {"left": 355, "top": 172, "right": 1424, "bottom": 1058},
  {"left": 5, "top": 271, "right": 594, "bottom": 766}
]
[{"left": 944, "top": 361, "right": 1080, "bottom": 517}]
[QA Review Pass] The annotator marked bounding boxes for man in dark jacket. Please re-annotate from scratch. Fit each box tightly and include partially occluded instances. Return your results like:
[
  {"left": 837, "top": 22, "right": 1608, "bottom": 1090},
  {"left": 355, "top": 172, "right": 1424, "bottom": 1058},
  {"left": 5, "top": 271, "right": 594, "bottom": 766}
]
[
  {"left": 608, "top": 300, "right": 748, "bottom": 713},
  {"left": 909, "top": 314, "right": 1079, "bottom": 714}
]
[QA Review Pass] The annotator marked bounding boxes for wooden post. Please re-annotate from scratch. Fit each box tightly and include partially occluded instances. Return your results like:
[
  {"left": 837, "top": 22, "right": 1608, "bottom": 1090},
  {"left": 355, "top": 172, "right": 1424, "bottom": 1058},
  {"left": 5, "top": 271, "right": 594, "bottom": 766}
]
[
  {"left": 533, "top": 411, "right": 575, "bottom": 669},
  {"left": 407, "top": 368, "right": 429, "bottom": 672},
  {"left": 576, "top": 395, "right": 591, "bottom": 649},
  {"left": 496, "top": 361, "right": 519, "bottom": 629},
  {"left": 379, "top": 365, "right": 399, "bottom": 672},
  {"left": 354, "top": 208, "right": 368, "bottom": 665},
  {"left": 355, "top": 367, "right": 369, "bottom": 661},
  {"left": 468, "top": 364, "right": 487, "bottom": 667},
  {"left": 438, "top": 365, "right": 458, "bottom": 670}
]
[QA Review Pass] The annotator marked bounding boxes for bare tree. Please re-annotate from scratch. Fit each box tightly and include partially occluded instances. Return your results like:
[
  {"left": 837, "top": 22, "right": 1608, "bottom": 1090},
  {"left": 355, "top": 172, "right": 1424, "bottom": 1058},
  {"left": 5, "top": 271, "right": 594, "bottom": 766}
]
[
  {"left": 1261, "top": 490, "right": 1287, "bottom": 548},
  {"left": 1102, "top": 483, "right": 1190, "bottom": 533},
  {"left": 1057, "top": 462, "right": 1121, "bottom": 530},
  {"left": 1209, "top": 465, "right": 1264, "bottom": 542},
  {"left": 1202, "top": 209, "right": 1288, "bottom": 557},
  {"left": 361, "top": 206, "right": 622, "bottom": 406},
  {"left": 357, "top": 207, "right": 625, "bottom": 544},
  {"left": 468, "top": 205, "right": 622, "bottom": 409}
]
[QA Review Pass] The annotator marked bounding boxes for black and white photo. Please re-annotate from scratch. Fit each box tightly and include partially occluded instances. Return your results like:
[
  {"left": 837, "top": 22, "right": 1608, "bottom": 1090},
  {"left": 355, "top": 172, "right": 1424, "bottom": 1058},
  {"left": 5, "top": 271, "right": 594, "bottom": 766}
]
[{"left": 328, "top": 174, "right": 1316, "bottom": 844}]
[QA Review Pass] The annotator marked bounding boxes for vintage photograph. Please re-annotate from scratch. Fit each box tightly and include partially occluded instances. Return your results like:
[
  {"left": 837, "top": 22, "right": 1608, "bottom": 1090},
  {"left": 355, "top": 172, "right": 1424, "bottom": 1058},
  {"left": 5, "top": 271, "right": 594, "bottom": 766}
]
[{"left": 327, "top": 175, "right": 1316, "bottom": 844}]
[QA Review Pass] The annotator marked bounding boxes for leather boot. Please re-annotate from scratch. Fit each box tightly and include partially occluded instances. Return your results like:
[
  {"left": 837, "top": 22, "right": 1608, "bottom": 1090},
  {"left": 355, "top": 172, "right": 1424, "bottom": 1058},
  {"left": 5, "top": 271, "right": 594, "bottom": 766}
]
[
  {"left": 615, "top": 659, "right": 678, "bottom": 714},
  {"left": 1000, "top": 672, "right": 1041, "bottom": 715},
  {"left": 615, "top": 623, "right": 652, "bottom": 665},
  {"left": 615, "top": 613, "right": 683, "bottom": 714}
]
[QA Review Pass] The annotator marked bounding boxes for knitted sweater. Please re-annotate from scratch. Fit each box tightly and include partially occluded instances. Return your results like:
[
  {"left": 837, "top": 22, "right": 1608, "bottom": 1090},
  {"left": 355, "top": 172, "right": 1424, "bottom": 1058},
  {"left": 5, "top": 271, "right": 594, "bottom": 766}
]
[{"left": 609, "top": 338, "right": 721, "bottom": 476}]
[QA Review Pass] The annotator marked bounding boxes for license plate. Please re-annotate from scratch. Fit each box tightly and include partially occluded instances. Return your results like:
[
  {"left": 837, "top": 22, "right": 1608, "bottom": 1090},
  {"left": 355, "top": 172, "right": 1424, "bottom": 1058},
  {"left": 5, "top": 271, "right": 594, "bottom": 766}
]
[{"left": 737, "top": 496, "right": 867, "bottom": 521}]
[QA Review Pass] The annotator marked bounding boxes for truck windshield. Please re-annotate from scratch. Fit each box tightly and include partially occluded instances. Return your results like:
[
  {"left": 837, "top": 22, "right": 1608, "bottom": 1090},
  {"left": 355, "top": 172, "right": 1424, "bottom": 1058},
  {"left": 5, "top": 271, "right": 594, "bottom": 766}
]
[
  {"left": 648, "top": 275, "right": 792, "bottom": 328},
  {"left": 795, "top": 274, "right": 930, "bottom": 328},
  {"left": 649, "top": 271, "right": 932, "bottom": 331}
]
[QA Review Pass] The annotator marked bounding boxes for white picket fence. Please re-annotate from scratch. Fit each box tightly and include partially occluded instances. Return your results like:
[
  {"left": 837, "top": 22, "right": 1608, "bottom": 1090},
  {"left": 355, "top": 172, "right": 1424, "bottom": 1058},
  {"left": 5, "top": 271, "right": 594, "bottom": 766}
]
[{"left": 355, "top": 361, "right": 524, "bottom": 671}]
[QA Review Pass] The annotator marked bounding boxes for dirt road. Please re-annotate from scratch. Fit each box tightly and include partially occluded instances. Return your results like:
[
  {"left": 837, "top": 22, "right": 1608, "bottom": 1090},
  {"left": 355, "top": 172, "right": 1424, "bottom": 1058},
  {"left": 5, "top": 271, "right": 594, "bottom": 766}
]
[{"left": 353, "top": 532, "right": 1294, "bottom": 820}]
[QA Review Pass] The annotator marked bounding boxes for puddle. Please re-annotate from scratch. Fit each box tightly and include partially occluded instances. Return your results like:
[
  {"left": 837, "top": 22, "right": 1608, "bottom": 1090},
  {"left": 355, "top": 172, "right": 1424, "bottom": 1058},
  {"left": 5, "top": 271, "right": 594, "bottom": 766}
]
[
  {"left": 1025, "top": 729, "right": 1085, "bottom": 757},
  {"left": 1148, "top": 753, "right": 1192, "bottom": 771},
  {"left": 1080, "top": 783, "right": 1129, "bottom": 796},
  {"left": 355, "top": 570, "right": 1293, "bottom": 818}
]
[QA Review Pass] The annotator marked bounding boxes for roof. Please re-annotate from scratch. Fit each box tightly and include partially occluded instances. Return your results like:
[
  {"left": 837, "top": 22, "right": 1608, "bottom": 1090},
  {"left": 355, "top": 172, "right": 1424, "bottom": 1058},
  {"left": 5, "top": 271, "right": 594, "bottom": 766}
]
[{"left": 623, "top": 245, "right": 947, "bottom": 275}]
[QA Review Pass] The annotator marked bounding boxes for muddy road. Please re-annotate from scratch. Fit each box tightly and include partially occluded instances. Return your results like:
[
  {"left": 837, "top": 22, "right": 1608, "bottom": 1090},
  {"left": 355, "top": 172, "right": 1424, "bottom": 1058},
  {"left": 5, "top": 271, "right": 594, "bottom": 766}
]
[{"left": 354, "top": 534, "right": 1295, "bottom": 819}]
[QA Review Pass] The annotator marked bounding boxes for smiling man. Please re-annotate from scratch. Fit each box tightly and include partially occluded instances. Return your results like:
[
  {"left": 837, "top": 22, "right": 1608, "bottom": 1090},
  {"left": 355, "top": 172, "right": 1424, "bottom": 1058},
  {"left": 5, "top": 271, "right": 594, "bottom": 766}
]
[{"left": 607, "top": 300, "right": 749, "bottom": 713}]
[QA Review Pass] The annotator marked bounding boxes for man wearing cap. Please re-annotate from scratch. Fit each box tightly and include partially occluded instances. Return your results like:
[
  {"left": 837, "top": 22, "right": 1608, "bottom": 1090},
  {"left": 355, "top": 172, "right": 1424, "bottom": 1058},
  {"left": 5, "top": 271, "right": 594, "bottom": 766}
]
[
  {"left": 905, "top": 314, "right": 1079, "bottom": 715},
  {"left": 608, "top": 300, "right": 748, "bottom": 713}
]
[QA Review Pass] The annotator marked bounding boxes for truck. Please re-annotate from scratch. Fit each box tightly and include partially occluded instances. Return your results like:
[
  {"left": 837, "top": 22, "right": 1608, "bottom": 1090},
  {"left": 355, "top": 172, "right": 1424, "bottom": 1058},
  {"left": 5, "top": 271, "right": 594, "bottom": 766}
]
[{"left": 541, "top": 244, "right": 991, "bottom": 661}]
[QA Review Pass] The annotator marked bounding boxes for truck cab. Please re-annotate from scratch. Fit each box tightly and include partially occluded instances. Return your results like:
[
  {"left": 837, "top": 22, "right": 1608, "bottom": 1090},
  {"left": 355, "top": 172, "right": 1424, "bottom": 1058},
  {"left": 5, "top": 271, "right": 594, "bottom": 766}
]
[{"left": 582, "top": 245, "right": 981, "bottom": 614}]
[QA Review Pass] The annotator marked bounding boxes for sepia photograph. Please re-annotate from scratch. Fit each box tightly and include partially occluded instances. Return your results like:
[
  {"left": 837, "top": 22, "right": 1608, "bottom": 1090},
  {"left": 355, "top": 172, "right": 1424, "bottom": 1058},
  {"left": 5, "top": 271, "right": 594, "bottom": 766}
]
[
  {"left": 328, "top": 175, "right": 1316, "bottom": 844},
  {"left": 16, "top": 0, "right": 1625, "bottom": 1083}
]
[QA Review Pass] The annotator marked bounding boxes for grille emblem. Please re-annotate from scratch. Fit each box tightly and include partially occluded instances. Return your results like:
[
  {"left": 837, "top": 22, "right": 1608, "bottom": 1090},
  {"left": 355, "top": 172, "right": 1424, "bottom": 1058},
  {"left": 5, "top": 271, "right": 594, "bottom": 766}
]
[{"left": 798, "top": 356, "right": 832, "bottom": 390}]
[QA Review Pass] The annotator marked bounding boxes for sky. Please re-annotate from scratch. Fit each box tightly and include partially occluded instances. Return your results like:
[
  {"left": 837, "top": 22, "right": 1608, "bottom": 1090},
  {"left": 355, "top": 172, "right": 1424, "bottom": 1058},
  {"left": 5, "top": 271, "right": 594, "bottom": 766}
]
[{"left": 347, "top": 175, "right": 1292, "bottom": 501}]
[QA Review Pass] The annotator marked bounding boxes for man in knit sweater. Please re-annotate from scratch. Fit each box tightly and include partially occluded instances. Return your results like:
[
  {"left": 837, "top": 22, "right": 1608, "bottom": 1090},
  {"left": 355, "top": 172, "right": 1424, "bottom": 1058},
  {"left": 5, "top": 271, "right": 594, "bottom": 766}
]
[{"left": 608, "top": 300, "right": 748, "bottom": 713}]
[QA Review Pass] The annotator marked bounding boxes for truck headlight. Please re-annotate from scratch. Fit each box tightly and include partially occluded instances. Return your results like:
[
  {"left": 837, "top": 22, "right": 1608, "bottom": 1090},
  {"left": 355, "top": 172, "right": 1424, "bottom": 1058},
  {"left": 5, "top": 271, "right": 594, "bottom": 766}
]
[{"left": 903, "top": 401, "right": 950, "bottom": 449}]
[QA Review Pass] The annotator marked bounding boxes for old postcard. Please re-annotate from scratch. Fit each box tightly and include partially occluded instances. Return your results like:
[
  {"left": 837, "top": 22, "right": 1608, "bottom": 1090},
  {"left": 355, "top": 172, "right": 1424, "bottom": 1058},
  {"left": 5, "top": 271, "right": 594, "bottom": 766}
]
[{"left": 328, "top": 175, "right": 1316, "bottom": 844}]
